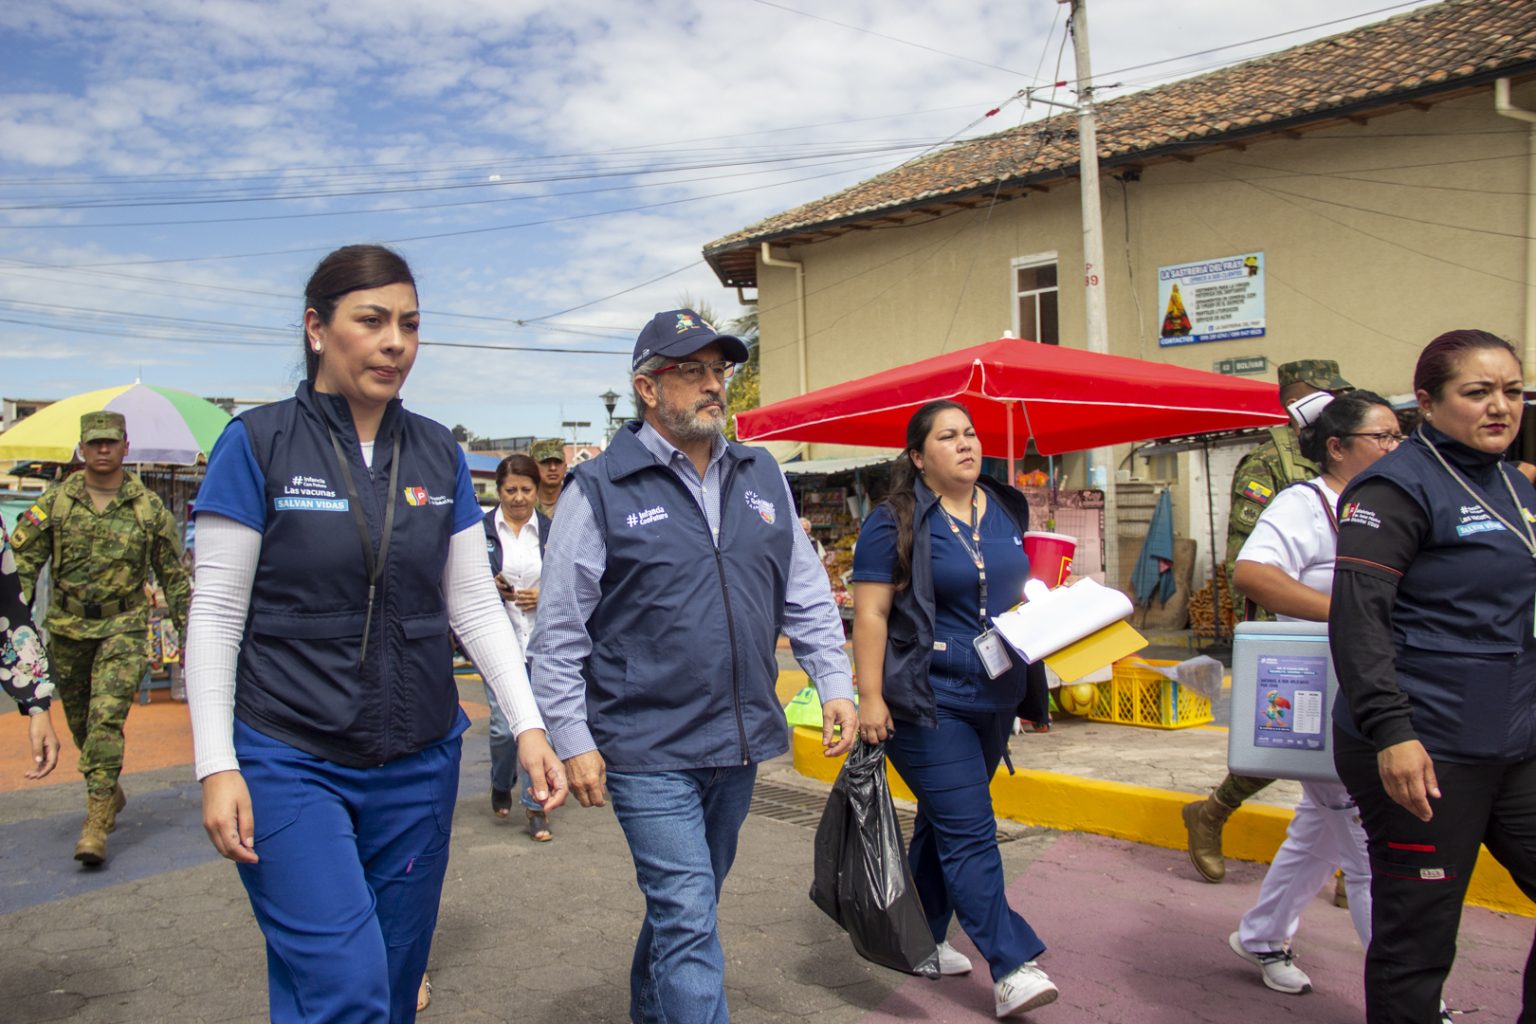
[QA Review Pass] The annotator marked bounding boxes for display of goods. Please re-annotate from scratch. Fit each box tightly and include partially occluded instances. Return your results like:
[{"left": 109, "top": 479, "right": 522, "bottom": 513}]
[{"left": 1188, "top": 567, "right": 1236, "bottom": 637}]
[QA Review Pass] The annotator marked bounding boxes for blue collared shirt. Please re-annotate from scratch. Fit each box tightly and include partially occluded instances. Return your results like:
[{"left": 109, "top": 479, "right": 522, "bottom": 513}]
[{"left": 528, "top": 421, "right": 854, "bottom": 759}]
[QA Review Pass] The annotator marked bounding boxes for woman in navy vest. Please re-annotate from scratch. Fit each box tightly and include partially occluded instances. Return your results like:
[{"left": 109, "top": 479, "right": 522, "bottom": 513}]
[
  {"left": 851, "top": 400, "right": 1057, "bottom": 1019},
  {"left": 1330, "top": 330, "right": 1536, "bottom": 1023},
  {"left": 185, "top": 244, "right": 565, "bottom": 1024},
  {"left": 481, "top": 452, "right": 554, "bottom": 839}
]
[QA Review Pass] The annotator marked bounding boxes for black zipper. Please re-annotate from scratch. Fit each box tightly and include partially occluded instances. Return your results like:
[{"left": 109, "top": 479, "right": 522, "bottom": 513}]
[{"left": 671, "top": 458, "right": 750, "bottom": 765}]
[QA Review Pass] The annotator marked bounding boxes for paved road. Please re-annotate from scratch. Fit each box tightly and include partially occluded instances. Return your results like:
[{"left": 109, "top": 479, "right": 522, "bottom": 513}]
[{"left": 0, "top": 691, "right": 1528, "bottom": 1022}]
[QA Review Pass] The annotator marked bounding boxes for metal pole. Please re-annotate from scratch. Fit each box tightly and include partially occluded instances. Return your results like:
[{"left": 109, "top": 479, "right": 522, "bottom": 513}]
[
  {"left": 1064, "top": 0, "right": 1117, "bottom": 584},
  {"left": 1006, "top": 401, "right": 1017, "bottom": 488}
]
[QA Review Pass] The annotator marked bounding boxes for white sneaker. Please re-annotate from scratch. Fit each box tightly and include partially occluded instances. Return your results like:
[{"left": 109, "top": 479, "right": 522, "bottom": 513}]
[
  {"left": 936, "top": 940, "right": 973, "bottom": 975},
  {"left": 1228, "top": 931, "right": 1312, "bottom": 994},
  {"left": 994, "top": 961, "right": 1058, "bottom": 1017}
]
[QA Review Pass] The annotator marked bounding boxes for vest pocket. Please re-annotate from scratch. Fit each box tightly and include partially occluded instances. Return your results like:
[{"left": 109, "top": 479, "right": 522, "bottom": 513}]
[
  {"left": 400, "top": 610, "right": 450, "bottom": 640},
  {"left": 1397, "top": 646, "right": 1512, "bottom": 756},
  {"left": 250, "top": 610, "right": 366, "bottom": 639}
]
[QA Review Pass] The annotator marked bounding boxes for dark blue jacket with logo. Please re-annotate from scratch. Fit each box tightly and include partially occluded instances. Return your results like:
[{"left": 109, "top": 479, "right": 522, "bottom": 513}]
[
  {"left": 482, "top": 504, "right": 551, "bottom": 572},
  {"left": 874, "top": 474, "right": 1048, "bottom": 730},
  {"left": 199, "top": 382, "right": 474, "bottom": 768},
  {"left": 1337, "top": 427, "right": 1536, "bottom": 761},
  {"left": 569, "top": 422, "right": 794, "bottom": 771}
]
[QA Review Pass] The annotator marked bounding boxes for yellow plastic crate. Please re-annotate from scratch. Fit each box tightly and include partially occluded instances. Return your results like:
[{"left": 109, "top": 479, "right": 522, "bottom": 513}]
[{"left": 1086, "top": 658, "right": 1214, "bottom": 730}]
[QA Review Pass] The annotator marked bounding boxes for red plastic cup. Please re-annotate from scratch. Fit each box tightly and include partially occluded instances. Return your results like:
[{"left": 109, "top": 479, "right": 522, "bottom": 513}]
[{"left": 1024, "top": 531, "right": 1076, "bottom": 588}]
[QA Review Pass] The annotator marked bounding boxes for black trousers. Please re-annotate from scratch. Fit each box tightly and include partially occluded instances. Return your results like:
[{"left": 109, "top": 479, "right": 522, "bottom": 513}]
[{"left": 1335, "top": 727, "right": 1536, "bottom": 1023}]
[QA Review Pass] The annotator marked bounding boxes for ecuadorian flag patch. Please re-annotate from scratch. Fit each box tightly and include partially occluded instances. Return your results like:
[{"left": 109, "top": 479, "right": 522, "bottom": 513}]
[
  {"left": 1241, "top": 480, "right": 1273, "bottom": 505},
  {"left": 22, "top": 504, "right": 47, "bottom": 527}
]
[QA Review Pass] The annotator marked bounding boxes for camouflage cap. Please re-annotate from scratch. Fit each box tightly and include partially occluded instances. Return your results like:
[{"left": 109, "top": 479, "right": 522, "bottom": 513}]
[
  {"left": 80, "top": 410, "right": 127, "bottom": 443},
  {"left": 529, "top": 438, "right": 566, "bottom": 463},
  {"left": 1277, "top": 359, "right": 1352, "bottom": 392}
]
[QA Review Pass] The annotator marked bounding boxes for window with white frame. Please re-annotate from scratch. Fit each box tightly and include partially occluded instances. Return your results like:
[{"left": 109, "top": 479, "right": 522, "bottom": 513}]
[{"left": 1012, "top": 255, "right": 1059, "bottom": 345}]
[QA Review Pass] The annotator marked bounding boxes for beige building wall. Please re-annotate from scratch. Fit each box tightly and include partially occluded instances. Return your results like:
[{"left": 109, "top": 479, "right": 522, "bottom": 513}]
[{"left": 749, "top": 82, "right": 1536, "bottom": 578}]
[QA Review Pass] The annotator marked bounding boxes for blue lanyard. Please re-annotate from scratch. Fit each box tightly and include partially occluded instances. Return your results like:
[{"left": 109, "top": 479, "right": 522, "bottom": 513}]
[{"left": 941, "top": 488, "right": 989, "bottom": 627}]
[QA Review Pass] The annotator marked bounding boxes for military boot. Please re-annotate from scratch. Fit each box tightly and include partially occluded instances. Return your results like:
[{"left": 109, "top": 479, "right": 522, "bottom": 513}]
[
  {"left": 107, "top": 784, "right": 127, "bottom": 834},
  {"left": 74, "top": 792, "right": 115, "bottom": 866},
  {"left": 1182, "top": 794, "right": 1236, "bottom": 883}
]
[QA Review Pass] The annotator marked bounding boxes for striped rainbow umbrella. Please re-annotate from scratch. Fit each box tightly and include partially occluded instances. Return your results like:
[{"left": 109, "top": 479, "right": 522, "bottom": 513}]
[{"left": 0, "top": 383, "right": 232, "bottom": 465}]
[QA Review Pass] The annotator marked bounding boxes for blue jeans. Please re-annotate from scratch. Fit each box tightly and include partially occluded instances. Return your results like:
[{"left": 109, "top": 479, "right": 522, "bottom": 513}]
[
  {"left": 606, "top": 765, "right": 758, "bottom": 1024},
  {"left": 886, "top": 705, "right": 1045, "bottom": 982},
  {"left": 485, "top": 671, "right": 539, "bottom": 811},
  {"left": 233, "top": 715, "right": 463, "bottom": 1024}
]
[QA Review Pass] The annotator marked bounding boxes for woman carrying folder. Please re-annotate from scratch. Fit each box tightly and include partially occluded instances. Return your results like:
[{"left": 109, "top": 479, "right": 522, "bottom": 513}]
[
  {"left": 1227, "top": 389, "right": 1397, "bottom": 996},
  {"left": 851, "top": 400, "right": 1056, "bottom": 1019}
]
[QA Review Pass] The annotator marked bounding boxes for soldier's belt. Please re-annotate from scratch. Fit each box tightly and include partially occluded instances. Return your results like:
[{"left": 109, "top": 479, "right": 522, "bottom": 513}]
[{"left": 55, "top": 591, "right": 147, "bottom": 619}]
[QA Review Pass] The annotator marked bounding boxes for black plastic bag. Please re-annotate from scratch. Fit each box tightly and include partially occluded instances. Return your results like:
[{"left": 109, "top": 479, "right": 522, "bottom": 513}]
[{"left": 809, "top": 740, "right": 940, "bottom": 978}]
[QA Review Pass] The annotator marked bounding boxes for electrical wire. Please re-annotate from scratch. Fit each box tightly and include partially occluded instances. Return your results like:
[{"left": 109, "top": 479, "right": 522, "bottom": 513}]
[{"left": 742, "top": 0, "right": 1040, "bottom": 81}]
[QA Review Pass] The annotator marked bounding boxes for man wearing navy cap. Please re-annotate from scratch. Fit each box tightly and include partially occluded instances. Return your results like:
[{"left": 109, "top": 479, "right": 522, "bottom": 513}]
[{"left": 531, "top": 309, "right": 857, "bottom": 1024}]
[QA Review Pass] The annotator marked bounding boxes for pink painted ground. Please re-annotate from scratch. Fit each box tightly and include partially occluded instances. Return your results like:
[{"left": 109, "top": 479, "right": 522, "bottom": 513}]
[{"left": 861, "top": 832, "right": 1530, "bottom": 1023}]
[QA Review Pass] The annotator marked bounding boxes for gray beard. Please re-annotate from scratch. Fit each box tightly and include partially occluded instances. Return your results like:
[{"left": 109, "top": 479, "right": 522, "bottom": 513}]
[{"left": 657, "top": 396, "right": 726, "bottom": 444}]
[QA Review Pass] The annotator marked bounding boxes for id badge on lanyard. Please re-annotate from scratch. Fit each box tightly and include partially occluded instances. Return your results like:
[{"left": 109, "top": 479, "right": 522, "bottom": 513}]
[
  {"left": 945, "top": 491, "right": 1013, "bottom": 680},
  {"left": 974, "top": 628, "right": 1013, "bottom": 679}
]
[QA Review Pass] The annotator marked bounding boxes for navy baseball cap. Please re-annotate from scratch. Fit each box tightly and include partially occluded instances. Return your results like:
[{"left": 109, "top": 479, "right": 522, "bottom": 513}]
[{"left": 632, "top": 309, "right": 749, "bottom": 371}]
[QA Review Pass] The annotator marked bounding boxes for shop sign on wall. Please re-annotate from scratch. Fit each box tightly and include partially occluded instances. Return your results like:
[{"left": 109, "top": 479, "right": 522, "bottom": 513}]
[{"left": 1157, "top": 252, "right": 1266, "bottom": 347}]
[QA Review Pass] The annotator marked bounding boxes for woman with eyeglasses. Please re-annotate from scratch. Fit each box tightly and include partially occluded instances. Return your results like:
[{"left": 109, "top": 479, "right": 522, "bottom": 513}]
[
  {"left": 1226, "top": 390, "right": 1396, "bottom": 997},
  {"left": 1330, "top": 329, "right": 1536, "bottom": 1022}
]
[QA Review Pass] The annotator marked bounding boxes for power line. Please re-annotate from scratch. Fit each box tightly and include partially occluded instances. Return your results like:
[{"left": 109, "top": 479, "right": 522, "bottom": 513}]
[
  {"left": 1087, "top": 0, "right": 1430, "bottom": 85},
  {"left": 0, "top": 152, "right": 895, "bottom": 230},
  {"left": 40, "top": 161, "right": 893, "bottom": 269},
  {"left": 743, "top": 0, "right": 1039, "bottom": 81},
  {"left": 0, "top": 141, "right": 931, "bottom": 211}
]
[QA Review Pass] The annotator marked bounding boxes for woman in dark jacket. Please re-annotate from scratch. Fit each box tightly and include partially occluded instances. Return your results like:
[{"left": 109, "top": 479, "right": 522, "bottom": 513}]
[
  {"left": 851, "top": 400, "right": 1055, "bottom": 1019},
  {"left": 1330, "top": 329, "right": 1536, "bottom": 1023}
]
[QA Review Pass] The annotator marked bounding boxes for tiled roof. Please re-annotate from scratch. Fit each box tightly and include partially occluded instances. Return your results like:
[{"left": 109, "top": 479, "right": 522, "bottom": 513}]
[{"left": 705, "top": 0, "right": 1536, "bottom": 287}]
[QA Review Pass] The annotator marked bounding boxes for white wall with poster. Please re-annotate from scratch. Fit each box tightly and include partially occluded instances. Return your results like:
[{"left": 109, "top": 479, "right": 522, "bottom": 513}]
[{"left": 1157, "top": 252, "right": 1266, "bottom": 347}]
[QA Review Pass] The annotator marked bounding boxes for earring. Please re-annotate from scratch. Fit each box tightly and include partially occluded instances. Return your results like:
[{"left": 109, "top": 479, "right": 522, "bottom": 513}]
[{"left": 312, "top": 344, "right": 322, "bottom": 354}]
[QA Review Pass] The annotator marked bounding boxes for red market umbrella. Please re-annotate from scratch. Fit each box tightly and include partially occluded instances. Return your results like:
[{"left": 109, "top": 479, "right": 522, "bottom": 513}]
[{"left": 735, "top": 338, "right": 1287, "bottom": 459}]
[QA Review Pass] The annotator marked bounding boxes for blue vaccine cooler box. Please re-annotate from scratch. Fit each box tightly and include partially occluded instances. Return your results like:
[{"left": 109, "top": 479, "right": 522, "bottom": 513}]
[{"left": 1227, "top": 620, "right": 1340, "bottom": 784}]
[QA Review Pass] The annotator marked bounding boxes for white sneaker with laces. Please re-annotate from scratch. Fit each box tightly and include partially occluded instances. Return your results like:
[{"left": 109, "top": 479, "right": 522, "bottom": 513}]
[
  {"left": 994, "top": 961, "right": 1058, "bottom": 1017},
  {"left": 936, "top": 941, "right": 973, "bottom": 976},
  {"left": 1228, "top": 931, "right": 1312, "bottom": 994}
]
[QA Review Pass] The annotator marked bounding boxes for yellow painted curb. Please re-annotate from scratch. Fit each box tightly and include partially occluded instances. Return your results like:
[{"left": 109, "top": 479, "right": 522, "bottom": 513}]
[{"left": 790, "top": 726, "right": 1533, "bottom": 918}]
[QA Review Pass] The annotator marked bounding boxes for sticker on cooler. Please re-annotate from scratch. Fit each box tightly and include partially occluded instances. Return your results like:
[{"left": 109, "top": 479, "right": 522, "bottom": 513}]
[{"left": 1023, "top": 531, "right": 1076, "bottom": 588}]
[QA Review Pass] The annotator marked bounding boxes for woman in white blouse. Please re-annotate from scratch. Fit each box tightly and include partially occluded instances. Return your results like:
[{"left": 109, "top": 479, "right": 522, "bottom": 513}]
[
  {"left": 482, "top": 453, "right": 554, "bottom": 840},
  {"left": 1228, "top": 389, "right": 1399, "bottom": 996}
]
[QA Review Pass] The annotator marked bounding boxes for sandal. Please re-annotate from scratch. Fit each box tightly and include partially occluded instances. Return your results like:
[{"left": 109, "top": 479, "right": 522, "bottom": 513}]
[
  {"left": 417, "top": 972, "right": 431, "bottom": 1012},
  {"left": 491, "top": 788, "right": 513, "bottom": 819},
  {"left": 526, "top": 808, "right": 553, "bottom": 842}
]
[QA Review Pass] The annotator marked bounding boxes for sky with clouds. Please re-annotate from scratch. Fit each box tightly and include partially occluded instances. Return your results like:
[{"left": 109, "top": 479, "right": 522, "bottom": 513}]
[{"left": 0, "top": 0, "right": 1439, "bottom": 444}]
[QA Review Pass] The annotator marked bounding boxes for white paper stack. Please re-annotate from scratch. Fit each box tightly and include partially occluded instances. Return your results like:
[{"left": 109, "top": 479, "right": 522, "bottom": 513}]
[{"left": 991, "top": 578, "right": 1136, "bottom": 665}]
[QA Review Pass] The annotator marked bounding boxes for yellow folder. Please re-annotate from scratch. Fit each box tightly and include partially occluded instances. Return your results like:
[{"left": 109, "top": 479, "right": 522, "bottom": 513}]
[{"left": 1044, "top": 620, "right": 1148, "bottom": 683}]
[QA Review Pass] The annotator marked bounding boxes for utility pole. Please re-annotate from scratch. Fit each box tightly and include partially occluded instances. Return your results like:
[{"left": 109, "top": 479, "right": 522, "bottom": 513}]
[{"left": 1061, "top": 0, "right": 1117, "bottom": 584}]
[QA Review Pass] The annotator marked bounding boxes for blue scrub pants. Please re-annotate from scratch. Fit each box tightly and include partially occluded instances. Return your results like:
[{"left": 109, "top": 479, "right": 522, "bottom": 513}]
[
  {"left": 886, "top": 704, "right": 1046, "bottom": 982},
  {"left": 233, "top": 717, "right": 463, "bottom": 1024}
]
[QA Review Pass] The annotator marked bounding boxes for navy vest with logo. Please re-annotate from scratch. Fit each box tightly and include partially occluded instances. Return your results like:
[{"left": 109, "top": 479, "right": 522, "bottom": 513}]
[
  {"left": 1338, "top": 426, "right": 1536, "bottom": 761},
  {"left": 877, "top": 475, "right": 1048, "bottom": 729},
  {"left": 234, "top": 383, "right": 466, "bottom": 767},
  {"left": 571, "top": 422, "right": 793, "bottom": 772}
]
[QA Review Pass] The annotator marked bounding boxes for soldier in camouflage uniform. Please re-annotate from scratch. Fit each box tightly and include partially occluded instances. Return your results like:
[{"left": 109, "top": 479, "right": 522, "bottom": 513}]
[
  {"left": 12, "top": 411, "right": 190, "bottom": 866},
  {"left": 1182, "top": 360, "right": 1353, "bottom": 883},
  {"left": 529, "top": 437, "right": 567, "bottom": 519}
]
